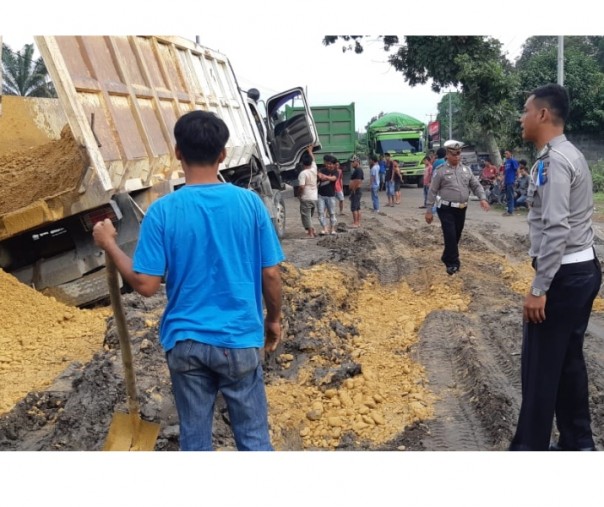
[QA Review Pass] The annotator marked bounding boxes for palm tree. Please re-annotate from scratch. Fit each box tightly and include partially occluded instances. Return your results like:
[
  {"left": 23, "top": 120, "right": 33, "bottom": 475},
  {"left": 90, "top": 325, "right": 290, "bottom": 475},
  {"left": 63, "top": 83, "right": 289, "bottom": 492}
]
[{"left": 1, "top": 43, "right": 55, "bottom": 97}]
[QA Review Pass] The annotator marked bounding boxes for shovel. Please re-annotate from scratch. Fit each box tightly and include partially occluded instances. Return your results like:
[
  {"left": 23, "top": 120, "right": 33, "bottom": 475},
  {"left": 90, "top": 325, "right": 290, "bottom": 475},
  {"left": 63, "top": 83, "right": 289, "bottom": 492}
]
[{"left": 103, "top": 257, "right": 160, "bottom": 451}]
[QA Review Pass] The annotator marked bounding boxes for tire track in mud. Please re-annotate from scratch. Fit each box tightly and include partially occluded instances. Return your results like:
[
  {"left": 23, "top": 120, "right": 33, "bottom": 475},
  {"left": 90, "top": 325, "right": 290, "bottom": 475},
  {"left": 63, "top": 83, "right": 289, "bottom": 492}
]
[
  {"left": 584, "top": 315, "right": 604, "bottom": 447},
  {"left": 414, "top": 310, "right": 520, "bottom": 450},
  {"left": 413, "top": 312, "right": 490, "bottom": 450},
  {"left": 344, "top": 211, "right": 524, "bottom": 450}
]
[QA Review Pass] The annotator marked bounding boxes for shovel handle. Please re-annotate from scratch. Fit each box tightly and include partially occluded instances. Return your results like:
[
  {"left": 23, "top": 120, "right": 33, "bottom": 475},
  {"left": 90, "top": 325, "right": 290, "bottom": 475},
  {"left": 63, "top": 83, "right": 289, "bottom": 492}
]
[{"left": 106, "top": 257, "right": 141, "bottom": 430}]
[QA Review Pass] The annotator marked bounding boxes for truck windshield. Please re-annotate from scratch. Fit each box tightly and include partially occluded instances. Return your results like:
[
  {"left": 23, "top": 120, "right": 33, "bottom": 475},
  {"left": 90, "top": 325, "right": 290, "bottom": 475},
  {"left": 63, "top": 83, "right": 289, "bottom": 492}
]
[{"left": 378, "top": 138, "right": 422, "bottom": 154}]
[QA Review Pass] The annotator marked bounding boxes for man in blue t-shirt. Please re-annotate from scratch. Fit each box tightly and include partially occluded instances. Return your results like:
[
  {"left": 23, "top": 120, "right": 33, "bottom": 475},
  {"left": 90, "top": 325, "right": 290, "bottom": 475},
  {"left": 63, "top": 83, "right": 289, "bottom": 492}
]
[
  {"left": 93, "top": 110, "right": 284, "bottom": 451},
  {"left": 502, "top": 149, "right": 519, "bottom": 216}
]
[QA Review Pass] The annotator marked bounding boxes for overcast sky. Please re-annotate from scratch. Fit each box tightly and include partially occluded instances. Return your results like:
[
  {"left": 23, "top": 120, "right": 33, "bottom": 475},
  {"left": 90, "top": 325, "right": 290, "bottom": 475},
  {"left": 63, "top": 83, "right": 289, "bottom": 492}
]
[
  {"left": 200, "top": 33, "right": 528, "bottom": 131},
  {"left": 1, "top": 32, "right": 527, "bottom": 133},
  {"left": 2, "top": 1, "right": 588, "bottom": 132}
]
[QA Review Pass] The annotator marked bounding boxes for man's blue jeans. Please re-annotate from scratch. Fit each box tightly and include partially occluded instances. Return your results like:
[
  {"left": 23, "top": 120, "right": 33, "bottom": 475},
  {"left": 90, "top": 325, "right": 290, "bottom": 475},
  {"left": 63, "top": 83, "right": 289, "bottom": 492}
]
[
  {"left": 506, "top": 184, "right": 515, "bottom": 213},
  {"left": 371, "top": 185, "right": 380, "bottom": 211},
  {"left": 166, "top": 340, "right": 273, "bottom": 451}
]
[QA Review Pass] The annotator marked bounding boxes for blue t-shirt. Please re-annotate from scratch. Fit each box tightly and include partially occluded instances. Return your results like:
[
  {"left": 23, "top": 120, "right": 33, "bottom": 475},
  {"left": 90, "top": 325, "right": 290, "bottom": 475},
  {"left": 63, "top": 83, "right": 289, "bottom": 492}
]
[
  {"left": 378, "top": 160, "right": 387, "bottom": 174},
  {"left": 133, "top": 183, "right": 285, "bottom": 352},
  {"left": 432, "top": 158, "right": 445, "bottom": 172},
  {"left": 504, "top": 157, "right": 519, "bottom": 185}
]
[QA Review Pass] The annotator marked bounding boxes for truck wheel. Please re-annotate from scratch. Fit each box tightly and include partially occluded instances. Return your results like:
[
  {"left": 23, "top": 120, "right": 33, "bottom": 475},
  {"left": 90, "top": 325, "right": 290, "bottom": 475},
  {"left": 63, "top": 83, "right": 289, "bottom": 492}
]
[
  {"left": 272, "top": 190, "right": 286, "bottom": 239},
  {"left": 417, "top": 177, "right": 424, "bottom": 188}
]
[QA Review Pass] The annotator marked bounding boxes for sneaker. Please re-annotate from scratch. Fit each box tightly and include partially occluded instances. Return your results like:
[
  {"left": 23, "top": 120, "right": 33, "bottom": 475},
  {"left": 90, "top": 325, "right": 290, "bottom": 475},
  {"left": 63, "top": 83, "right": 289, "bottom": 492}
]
[
  {"left": 418, "top": 205, "right": 426, "bottom": 209},
  {"left": 446, "top": 266, "right": 459, "bottom": 275},
  {"left": 330, "top": 231, "right": 337, "bottom": 236},
  {"left": 502, "top": 211, "right": 513, "bottom": 217}
]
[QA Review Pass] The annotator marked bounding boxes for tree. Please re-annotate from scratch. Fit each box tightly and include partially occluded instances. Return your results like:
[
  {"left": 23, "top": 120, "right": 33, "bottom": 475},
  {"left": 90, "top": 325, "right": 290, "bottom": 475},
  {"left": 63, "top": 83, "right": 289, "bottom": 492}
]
[
  {"left": 324, "top": 36, "right": 517, "bottom": 166},
  {"left": 1, "top": 43, "right": 55, "bottom": 97},
  {"left": 436, "top": 92, "right": 463, "bottom": 142},
  {"left": 516, "top": 37, "right": 604, "bottom": 134}
]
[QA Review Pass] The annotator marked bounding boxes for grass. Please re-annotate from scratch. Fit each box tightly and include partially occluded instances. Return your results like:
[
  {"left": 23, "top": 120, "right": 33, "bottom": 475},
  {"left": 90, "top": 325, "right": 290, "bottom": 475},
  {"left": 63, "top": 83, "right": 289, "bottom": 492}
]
[
  {"left": 594, "top": 192, "right": 604, "bottom": 206},
  {"left": 593, "top": 192, "right": 604, "bottom": 223}
]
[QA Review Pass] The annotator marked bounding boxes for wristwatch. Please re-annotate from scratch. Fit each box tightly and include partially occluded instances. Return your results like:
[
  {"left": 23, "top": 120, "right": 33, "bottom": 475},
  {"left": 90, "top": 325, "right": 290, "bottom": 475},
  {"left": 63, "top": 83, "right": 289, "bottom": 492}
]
[{"left": 530, "top": 286, "right": 546, "bottom": 297}]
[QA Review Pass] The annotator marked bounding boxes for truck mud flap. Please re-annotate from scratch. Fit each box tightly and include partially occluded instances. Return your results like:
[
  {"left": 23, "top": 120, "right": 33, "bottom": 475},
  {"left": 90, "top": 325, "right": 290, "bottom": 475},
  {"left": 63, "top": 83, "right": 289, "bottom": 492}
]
[{"left": 42, "top": 267, "right": 122, "bottom": 307}]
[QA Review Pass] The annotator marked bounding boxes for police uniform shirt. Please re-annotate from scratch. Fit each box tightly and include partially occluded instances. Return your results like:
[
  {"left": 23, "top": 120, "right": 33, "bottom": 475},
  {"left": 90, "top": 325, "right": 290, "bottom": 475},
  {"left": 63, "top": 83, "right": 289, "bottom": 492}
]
[
  {"left": 528, "top": 134, "right": 595, "bottom": 292},
  {"left": 426, "top": 161, "right": 486, "bottom": 208}
]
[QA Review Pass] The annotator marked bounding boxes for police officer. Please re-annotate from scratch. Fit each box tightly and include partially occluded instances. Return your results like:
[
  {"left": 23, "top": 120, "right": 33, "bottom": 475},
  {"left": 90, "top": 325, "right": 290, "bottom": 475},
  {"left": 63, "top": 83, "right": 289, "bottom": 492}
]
[
  {"left": 510, "top": 84, "right": 601, "bottom": 451},
  {"left": 425, "top": 140, "right": 490, "bottom": 275}
]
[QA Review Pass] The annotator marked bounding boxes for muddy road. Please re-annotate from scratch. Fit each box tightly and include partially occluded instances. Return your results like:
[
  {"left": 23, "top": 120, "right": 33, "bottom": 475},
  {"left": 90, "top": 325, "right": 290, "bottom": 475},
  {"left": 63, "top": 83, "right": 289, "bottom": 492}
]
[{"left": 1, "top": 178, "right": 604, "bottom": 452}]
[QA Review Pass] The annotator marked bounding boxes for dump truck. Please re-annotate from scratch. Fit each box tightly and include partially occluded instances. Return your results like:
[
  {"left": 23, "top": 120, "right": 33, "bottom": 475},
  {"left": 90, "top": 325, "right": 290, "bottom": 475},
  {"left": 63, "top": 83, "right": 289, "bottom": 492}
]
[
  {"left": 285, "top": 103, "right": 356, "bottom": 193},
  {"left": 0, "top": 35, "right": 318, "bottom": 306},
  {"left": 367, "top": 112, "right": 427, "bottom": 187}
]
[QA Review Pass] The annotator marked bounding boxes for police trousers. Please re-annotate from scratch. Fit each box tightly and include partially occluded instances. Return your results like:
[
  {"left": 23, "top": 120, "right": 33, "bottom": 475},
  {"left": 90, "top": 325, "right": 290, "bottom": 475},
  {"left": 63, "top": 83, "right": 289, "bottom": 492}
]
[
  {"left": 510, "top": 256, "right": 602, "bottom": 451},
  {"left": 437, "top": 204, "right": 466, "bottom": 269}
]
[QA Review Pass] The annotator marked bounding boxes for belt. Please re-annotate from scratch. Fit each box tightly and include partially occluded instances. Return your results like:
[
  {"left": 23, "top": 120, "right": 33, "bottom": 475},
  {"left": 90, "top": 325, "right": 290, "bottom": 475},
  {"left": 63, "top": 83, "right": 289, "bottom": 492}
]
[
  {"left": 561, "top": 247, "right": 595, "bottom": 265},
  {"left": 439, "top": 199, "right": 467, "bottom": 209}
]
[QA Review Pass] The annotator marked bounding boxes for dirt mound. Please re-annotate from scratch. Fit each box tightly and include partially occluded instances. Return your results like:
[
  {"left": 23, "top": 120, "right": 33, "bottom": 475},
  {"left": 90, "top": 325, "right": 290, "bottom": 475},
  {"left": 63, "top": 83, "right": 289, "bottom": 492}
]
[
  {"left": 0, "top": 125, "right": 86, "bottom": 216},
  {"left": 0, "top": 268, "right": 109, "bottom": 415}
]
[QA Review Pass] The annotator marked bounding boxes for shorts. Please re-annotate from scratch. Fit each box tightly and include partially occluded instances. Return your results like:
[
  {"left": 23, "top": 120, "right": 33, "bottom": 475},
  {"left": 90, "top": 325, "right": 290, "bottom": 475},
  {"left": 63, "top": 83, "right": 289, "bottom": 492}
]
[
  {"left": 335, "top": 191, "right": 344, "bottom": 201},
  {"left": 350, "top": 190, "right": 362, "bottom": 211}
]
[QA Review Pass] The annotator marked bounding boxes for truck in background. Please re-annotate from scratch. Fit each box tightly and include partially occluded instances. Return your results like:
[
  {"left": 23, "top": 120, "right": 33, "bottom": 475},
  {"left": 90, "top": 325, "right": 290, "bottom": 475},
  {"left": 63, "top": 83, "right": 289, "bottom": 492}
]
[
  {"left": 0, "top": 35, "right": 318, "bottom": 306},
  {"left": 285, "top": 103, "right": 356, "bottom": 193},
  {"left": 367, "top": 112, "right": 427, "bottom": 187}
]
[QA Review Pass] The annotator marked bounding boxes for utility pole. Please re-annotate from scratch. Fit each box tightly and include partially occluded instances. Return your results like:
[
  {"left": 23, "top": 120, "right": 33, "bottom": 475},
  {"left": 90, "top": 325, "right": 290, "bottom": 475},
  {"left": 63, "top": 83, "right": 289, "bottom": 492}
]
[
  {"left": 557, "top": 36, "right": 564, "bottom": 86},
  {"left": 448, "top": 91, "right": 452, "bottom": 139}
]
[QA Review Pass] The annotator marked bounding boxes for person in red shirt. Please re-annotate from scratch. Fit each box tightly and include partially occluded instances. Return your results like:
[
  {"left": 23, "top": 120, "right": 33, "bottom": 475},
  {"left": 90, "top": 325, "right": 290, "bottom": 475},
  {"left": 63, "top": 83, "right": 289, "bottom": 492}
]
[{"left": 480, "top": 160, "right": 498, "bottom": 183}]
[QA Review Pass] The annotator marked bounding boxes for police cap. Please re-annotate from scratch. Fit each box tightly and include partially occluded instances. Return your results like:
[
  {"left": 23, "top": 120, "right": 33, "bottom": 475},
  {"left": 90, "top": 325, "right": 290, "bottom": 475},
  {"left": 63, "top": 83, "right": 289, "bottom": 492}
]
[{"left": 444, "top": 139, "right": 464, "bottom": 151}]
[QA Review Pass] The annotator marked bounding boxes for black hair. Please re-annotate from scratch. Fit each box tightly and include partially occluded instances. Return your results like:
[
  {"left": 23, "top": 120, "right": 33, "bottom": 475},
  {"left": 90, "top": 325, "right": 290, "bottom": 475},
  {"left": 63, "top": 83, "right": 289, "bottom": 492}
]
[
  {"left": 323, "top": 154, "right": 337, "bottom": 164},
  {"left": 530, "top": 84, "right": 570, "bottom": 124},
  {"left": 519, "top": 159, "right": 527, "bottom": 166},
  {"left": 174, "top": 110, "right": 229, "bottom": 165},
  {"left": 300, "top": 151, "right": 313, "bottom": 167},
  {"left": 370, "top": 154, "right": 379, "bottom": 163},
  {"left": 436, "top": 147, "right": 446, "bottom": 158}
]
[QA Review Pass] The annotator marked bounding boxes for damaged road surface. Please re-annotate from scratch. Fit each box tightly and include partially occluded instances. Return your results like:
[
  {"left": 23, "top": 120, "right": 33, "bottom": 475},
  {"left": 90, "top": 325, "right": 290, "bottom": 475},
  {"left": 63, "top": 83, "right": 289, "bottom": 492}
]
[{"left": 1, "top": 186, "right": 604, "bottom": 451}]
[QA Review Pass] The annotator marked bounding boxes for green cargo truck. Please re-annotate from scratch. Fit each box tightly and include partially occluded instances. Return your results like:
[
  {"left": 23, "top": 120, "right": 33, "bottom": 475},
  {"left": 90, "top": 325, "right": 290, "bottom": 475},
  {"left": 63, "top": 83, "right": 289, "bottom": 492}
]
[
  {"left": 367, "top": 112, "right": 427, "bottom": 187},
  {"left": 286, "top": 103, "right": 356, "bottom": 193}
]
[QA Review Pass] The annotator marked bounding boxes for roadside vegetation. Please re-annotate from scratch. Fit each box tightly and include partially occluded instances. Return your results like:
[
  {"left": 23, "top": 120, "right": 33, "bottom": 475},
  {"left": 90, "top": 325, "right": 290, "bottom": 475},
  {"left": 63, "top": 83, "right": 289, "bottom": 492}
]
[{"left": 326, "top": 36, "right": 604, "bottom": 169}]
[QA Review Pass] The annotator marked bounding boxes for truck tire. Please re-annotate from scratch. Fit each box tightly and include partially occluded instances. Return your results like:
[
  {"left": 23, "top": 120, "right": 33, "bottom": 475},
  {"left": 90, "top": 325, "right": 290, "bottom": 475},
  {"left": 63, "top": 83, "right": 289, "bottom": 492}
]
[{"left": 272, "top": 190, "right": 286, "bottom": 239}]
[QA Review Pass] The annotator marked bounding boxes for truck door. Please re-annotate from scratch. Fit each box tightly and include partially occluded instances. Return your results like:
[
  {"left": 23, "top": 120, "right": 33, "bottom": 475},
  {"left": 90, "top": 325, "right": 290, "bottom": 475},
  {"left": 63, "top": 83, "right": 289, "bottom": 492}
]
[{"left": 266, "top": 88, "right": 318, "bottom": 171}]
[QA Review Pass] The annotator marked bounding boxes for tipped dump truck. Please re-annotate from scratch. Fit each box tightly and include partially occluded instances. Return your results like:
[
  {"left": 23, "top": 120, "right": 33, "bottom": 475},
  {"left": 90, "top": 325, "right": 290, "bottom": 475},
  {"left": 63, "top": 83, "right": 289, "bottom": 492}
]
[{"left": 0, "top": 36, "right": 318, "bottom": 305}]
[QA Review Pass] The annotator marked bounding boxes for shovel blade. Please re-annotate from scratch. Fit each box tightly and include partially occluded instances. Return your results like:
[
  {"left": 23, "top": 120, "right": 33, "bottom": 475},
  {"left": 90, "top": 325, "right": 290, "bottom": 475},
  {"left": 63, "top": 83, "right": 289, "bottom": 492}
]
[{"left": 103, "top": 412, "right": 161, "bottom": 451}]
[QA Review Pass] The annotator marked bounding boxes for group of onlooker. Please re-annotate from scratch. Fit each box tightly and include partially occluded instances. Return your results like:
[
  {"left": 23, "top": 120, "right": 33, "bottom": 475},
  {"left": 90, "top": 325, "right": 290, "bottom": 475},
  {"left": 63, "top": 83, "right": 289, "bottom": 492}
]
[
  {"left": 296, "top": 147, "right": 355, "bottom": 237},
  {"left": 479, "top": 152, "right": 530, "bottom": 214}
]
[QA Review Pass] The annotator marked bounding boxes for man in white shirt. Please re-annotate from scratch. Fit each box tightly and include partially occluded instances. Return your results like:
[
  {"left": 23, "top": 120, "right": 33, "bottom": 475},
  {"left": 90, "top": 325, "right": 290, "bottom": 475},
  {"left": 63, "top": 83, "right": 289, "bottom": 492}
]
[
  {"left": 297, "top": 146, "right": 318, "bottom": 238},
  {"left": 369, "top": 154, "right": 380, "bottom": 212}
]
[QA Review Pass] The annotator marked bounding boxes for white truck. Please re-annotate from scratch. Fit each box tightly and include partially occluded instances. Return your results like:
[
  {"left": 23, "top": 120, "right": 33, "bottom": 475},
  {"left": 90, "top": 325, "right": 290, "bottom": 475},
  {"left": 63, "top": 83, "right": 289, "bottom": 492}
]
[{"left": 0, "top": 35, "right": 318, "bottom": 306}]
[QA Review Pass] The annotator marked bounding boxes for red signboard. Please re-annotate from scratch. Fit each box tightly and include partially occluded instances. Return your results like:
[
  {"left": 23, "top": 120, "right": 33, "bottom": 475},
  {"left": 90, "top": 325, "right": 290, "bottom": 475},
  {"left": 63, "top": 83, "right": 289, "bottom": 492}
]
[{"left": 428, "top": 120, "right": 440, "bottom": 138}]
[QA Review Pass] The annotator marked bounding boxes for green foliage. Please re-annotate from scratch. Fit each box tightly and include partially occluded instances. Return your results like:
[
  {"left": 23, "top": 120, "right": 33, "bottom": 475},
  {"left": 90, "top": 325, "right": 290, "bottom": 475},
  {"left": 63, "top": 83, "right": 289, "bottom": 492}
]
[
  {"left": 387, "top": 36, "right": 502, "bottom": 92},
  {"left": 516, "top": 41, "right": 604, "bottom": 133},
  {"left": 1, "top": 43, "right": 55, "bottom": 97},
  {"left": 590, "top": 160, "right": 604, "bottom": 193},
  {"left": 324, "top": 35, "right": 604, "bottom": 158}
]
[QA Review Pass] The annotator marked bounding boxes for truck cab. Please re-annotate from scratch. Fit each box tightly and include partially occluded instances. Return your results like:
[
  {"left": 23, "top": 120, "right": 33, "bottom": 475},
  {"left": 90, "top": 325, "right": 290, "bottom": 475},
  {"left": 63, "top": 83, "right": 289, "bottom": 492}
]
[{"left": 367, "top": 112, "right": 427, "bottom": 188}]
